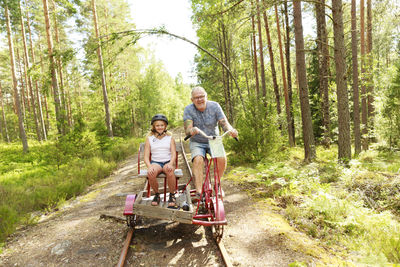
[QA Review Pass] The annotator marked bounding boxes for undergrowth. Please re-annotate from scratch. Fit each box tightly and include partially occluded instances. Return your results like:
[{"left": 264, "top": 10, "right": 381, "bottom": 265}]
[
  {"left": 226, "top": 145, "right": 400, "bottom": 265},
  {"left": 0, "top": 136, "right": 141, "bottom": 244}
]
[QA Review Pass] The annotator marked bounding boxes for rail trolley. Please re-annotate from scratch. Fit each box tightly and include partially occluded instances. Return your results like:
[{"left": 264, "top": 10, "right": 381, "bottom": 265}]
[{"left": 122, "top": 129, "right": 234, "bottom": 240}]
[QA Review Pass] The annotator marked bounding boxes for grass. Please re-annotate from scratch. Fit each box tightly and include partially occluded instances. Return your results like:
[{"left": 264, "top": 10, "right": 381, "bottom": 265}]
[
  {"left": 0, "top": 137, "right": 141, "bottom": 244},
  {"left": 226, "top": 145, "right": 400, "bottom": 265}
]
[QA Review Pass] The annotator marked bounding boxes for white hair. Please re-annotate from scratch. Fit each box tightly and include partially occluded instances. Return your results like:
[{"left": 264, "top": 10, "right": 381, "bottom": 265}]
[{"left": 191, "top": 86, "right": 207, "bottom": 97}]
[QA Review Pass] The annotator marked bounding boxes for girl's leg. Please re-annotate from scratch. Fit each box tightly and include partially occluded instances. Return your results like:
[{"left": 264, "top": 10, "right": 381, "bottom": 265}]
[
  {"left": 163, "top": 165, "right": 176, "bottom": 207},
  {"left": 148, "top": 164, "right": 162, "bottom": 205},
  {"left": 163, "top": 165, "right": 176, "bottom": 193}
]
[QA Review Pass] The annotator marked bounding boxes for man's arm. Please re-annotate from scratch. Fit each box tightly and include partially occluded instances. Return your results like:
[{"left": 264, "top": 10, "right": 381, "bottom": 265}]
[
  {"left": 184, "top": 119, "right": 193, "bottom": 136},
  {"left": 218, "top": 118, "right": 238, "bottom": 138},
  {"left": 218, "top": 118, "right": 233, "bottom": 133}
]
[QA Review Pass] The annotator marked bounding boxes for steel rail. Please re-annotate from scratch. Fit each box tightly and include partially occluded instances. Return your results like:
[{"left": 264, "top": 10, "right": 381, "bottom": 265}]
[
  {"left": 181, "top": 137, "right": 233, "bottom": 267},
  {"left": 117, "top": 138, "right": 233, "bottom": 267},
  {"left": 215, "top": 238, "right": 234, "bottom": 267},
  {"left": 116, "top": 228, "right": 134, "bottom": 267}
]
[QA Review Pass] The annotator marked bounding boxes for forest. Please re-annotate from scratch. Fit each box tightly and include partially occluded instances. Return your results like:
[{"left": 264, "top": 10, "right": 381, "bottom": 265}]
[{"left": 0, "top": 0, "right": 400, "bottom": 264}]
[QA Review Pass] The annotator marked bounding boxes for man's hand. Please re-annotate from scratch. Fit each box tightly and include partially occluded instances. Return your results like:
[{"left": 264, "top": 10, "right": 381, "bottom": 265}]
[
  {"left": 190, "top": 127, "right": 200, "bottom": 136},
  {"left": 219, "top": 118, "right": 238, "bottom": 138},
  {"left": 229, "top": 128, "right": 238, "bottom": 138}
]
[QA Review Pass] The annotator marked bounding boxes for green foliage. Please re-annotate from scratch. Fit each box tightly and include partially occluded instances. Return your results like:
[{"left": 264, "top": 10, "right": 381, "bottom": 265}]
[
  {"left": 289, "top": 261, "right": 307, "bottom": 267},
  {"left": 228, "top": 99, "right": 283, "bottom": 164},
  {"left": 307, "top": 47, "right": 323, "bottom": 141},
  {"left": 42, "top": 119, "right": 100, "bottom": 168},
  {"left": 0, "top": 137, "right": 140, "bottom": 243},
  {"left": 226, "top": 145, "right": 400, "bottom": 264},
  {"left": 381, "top": 60, "right": 400, "bottom": 149}
]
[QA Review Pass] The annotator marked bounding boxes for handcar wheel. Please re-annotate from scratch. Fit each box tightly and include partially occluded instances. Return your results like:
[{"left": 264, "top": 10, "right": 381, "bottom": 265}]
[
  {"left": 126, "top": 214, "right": 137, "bottom": 228},
  {"left": 210, "top": 197, "right": 225, "bottom": 241},
  {"left": 213, "top": 225, "right": 224, "bottom": 242}
]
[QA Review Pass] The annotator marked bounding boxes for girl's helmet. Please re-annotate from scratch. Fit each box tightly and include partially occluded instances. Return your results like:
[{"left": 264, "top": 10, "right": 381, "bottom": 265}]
[{"left": 151, "top": 114, "right": 168, "bottom": 125}]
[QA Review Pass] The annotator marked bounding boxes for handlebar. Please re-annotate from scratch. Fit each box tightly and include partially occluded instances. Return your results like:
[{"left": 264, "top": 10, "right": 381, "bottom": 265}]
[{"left": 184, "top": 128, "right": 238, "bottom": 142}]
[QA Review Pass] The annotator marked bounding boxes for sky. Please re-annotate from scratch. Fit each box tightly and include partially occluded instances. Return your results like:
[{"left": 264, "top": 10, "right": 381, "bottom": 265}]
[{"left": 127, "top": 0, "right": 198, "bottom": 84}]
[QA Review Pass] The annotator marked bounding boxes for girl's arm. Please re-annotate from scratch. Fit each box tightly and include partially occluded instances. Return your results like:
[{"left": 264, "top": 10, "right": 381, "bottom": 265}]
[
  {"left": 169, "top": 138, "right": 177, "bottom": 168},
  {"left": 144, "top": 137, "right": 151, "bottom": 168}
]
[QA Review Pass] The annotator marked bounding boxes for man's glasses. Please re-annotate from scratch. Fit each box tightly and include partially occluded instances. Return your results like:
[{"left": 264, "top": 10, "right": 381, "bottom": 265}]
[{"left": 193, "top": 95, "right": 206, "bottom": 101}]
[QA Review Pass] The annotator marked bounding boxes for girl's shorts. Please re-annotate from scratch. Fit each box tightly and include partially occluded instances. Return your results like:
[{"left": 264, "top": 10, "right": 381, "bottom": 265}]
[{"left": 150, "top": 160, "right": 170, "bottom": 168}]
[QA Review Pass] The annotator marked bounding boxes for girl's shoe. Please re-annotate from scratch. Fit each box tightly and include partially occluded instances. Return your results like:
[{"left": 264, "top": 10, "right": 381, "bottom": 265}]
[
  {"left": 151, "top": 193, "right": 160, "bottom": 206},
  {"left": 168, "top": 193, "right": 178, "bottom": 209}
]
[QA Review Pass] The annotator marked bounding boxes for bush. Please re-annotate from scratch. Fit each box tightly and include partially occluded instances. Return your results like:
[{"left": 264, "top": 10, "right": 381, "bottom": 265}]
[
  {"left": 0, "top": 137, "right": 139, "bottom": 243},
  {"left": 229, "top": 101, "right": 283, "bottom": 164},
  {"left": 0, "top": 204, "right": 18, "bottom": 242}
]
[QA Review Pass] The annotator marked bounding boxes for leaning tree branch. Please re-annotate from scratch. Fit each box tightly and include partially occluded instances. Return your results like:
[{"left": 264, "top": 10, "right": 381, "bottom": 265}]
[{"left": 99, "top": 28, "right": 247, "bottom": 113}]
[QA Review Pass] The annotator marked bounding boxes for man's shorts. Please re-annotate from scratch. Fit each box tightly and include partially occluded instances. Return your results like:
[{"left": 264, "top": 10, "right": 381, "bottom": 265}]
[{"left": 189, "top": 141, "right": 211, "bottom": 161}]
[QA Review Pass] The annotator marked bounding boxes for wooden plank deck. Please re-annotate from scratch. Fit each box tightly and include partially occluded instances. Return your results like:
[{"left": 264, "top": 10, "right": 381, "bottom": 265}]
[{"left": 132, "top": 183, "right": 195, "bottom": 224}]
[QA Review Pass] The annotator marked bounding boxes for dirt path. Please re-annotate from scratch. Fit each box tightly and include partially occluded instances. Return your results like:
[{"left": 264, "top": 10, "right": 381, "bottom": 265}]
[{"left": 0, "top": 143, "right": 328, "bottom": 266}]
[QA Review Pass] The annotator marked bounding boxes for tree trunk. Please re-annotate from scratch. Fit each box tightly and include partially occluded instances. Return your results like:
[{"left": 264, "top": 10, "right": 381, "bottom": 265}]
[
  {"left": 274, "top": 4, "right": 294, "bottom": 146},
  {"left": 0, "top": 82, "right": 10, "bottom": 143},
  {"left": 75, "top": 81, "right": 84, "bottom": 118},
  {"left": 262, "top": 3, "right": 282, "bottom": 124},
  {"left": 66, "top": 89, "right": 73, "bottom": 127},
  {"left": 16, "top": 47, "right": 28, "bottom": 122},
  {"left": 366, "top": 0, "right": 374, "bottom": 133},
  {"left": 43, "top": 93, "right": 50, "bottom": 136},
  {"left": 218, "top": 32, "right": 230, "bottom": 120},
  {"left": 315, "top": 0, "right": 331, "bottom": 148},
  {"left": 51, "top": 0, "right": 69, "bottom": 130},
  {"left": 293, "top": 0, "right": 315, "bottom": 162},
  {"left": 284, "top": 1, "right": 296, "bottom": 145},
  {"left": 92, "top": 0, "right": 113, "bottom": 137},
  {"left": 5, "top": 4, "right": 29, "bottom": 152},
  {"left": 360, "top": 0, "right": 368, "bottom": 150},
  {"left": 251, "top": 15, "right": 260, "bottom": 98},
  {"left": 332, "top": 0, "right": 352, "bottom": 162},
  {"left": 224, "top": 26, "right": 234, "bottom": 120},
  {"left": 20, "top": 3, "right": 41, "bottom": 141},
  {"left": 38, "top": 44, "right": 50, "bottom": 137},
  {"left": 27, "top": 11, "right": 47, "bottom": 141},
  {"left": 351, "top": 0, "right": 361, "bottom": 155},
  {"left": 221, "top": 22, "right": 233, "bottom": 121},
  {"left": 42, "top": 0, "right": 64, "bottom": 135},
  {"left": 255, "top": 0, "right": 267, "bottom": 107}
]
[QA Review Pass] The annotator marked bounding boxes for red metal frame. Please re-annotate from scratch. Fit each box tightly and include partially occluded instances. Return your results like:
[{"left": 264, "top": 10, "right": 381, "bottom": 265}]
[
  {"left": 123, "top": 194, "right": 137, "bottom": 216},
  {"left": 191, "top": 156, "right": 227, "bottom": 226},
  {"left": 137, "top": 145, "right": 179, "bottom": 201},
  {"left": 135, "top": 142, "right": 227, "bottom": 226}
]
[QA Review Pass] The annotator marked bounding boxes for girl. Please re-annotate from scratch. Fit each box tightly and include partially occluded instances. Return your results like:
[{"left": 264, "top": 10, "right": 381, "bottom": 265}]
[{"left": 144, "top": 114, "right": 177, "bottom": 207}]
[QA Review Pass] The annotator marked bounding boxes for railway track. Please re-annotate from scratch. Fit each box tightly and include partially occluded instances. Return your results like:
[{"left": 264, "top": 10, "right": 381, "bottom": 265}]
[
  {"left": 116, "top": 139, "right": 233, "bottom": 267},
  {"left": 116, "top": 223, "right": 233, "bottom": 267}
]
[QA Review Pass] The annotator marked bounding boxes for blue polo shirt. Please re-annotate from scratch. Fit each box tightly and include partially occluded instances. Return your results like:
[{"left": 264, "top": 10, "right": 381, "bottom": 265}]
[{"left": 183, "top": 101, "right": 226, "bottom": 143}]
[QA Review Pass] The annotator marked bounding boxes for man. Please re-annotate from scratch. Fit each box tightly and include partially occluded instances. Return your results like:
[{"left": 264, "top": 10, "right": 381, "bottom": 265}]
[{"left": 183, "top": 86, "right": 238, "bottom": 199}]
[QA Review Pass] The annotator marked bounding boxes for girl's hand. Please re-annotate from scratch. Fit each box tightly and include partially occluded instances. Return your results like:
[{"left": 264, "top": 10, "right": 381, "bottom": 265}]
[
  {"left": 164, "top": 163, "right": 174, "bottom": 172},
  {"left": 148, "top": 168, "right": 157, "bottom": 176}
]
